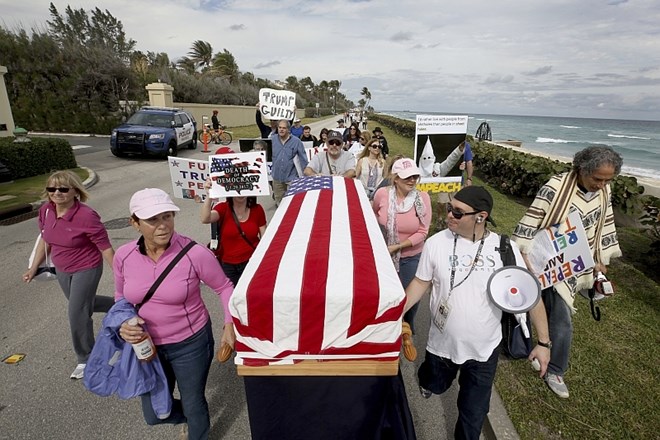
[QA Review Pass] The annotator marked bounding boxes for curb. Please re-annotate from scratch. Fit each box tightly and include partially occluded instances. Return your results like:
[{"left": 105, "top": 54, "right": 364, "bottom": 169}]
[
  {"left": 484, "top": 387, "right": 521, "bottom": 440},
  {"left": 29, "top": 131, "right": 111, "bottom": 138},
  {"left": 0, "top": 167, "right": 97, "bottom": 225}
]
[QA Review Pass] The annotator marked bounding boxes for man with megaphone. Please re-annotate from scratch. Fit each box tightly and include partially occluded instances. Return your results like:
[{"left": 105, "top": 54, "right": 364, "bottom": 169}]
[{"left": 404, "top": 186, "right": 551, "bottom": 440}]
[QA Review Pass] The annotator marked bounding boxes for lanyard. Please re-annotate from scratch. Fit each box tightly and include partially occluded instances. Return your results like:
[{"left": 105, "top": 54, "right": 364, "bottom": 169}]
[{"left": 449, "top": 233, "right": 486, "bottom": 294}]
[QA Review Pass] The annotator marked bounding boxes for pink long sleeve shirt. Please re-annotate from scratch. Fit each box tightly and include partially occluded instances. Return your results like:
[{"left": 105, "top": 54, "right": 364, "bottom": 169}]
[
  {"left": 38, "top": 200, "right": 112, "bottom": 273},
  {"left": 372, "top": 188, "right": 432, "bottom": 258},
  {"left": 113, "top": 232, "right": 234, "bottom": 345}
]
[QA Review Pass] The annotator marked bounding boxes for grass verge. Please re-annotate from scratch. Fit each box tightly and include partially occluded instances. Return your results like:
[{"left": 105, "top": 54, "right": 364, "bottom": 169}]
[
  {"left": 373, "top": 121, "right": 660, "bottom": 440},
  {"left": 0, "top": 168, "right": 88, "bottom": 212}
]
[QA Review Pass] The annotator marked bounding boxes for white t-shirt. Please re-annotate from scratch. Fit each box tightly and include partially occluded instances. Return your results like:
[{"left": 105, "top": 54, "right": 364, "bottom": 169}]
[
  {"left": 415, "top": 229, "right": 525, "bottom": 363},
  {"left": 307, "top": 150, "right": 356, "bottom": 176}
]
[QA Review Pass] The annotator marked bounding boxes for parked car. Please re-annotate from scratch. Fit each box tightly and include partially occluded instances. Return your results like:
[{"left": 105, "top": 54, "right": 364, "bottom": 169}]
[{"left": 110, "top": 106, "right": 197, "bottom": 158}]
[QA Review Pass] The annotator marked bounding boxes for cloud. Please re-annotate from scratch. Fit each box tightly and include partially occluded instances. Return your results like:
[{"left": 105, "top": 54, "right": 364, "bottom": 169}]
[
  {"left": 390, "top": 31, "right": 413, "bottom": 42},
  {"left": 254, "top": 60, "right": 281, "bottom": 69},
  {"left": 229, "top": 24, "right": 245, "bottom": 31},
  {"left": 483, "top": 74, "right": 514, "bottom": 84},
  {"left": 524, "top": 66, "right": 552, "bottom": 76}
]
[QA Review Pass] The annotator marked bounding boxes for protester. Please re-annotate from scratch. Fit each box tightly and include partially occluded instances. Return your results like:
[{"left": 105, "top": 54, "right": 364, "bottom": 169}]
[
  {"left": 255, "top": 103, "right": 277, "bottom": 138},
  {"left": 22, "top": 171, "right": 114, "bottom": 380},
  {"left": 316, "top": 128, "right": 329, "bottom": 148},
  {"left": 303, "top": 130, "right": 356, "bottom": 178},
  {"left": 291, "top": 118, "right": 304, "bottom": 138},
  {"left": 512, "top": 145, "right": 623, "bottom": 399},
  {"left": 336, "top": 118, "right": 347, "bottom": 137},
  {"left": 300, "top": 125, "right": 317, "bottom": 144},
  {"left": 348, "top": 131, "right": 371, "bottom": 159},
  {"left": 355, "top": 138, "right": 385, "bottom": 199},
  {"left": 271, "top": 119, "right": 308, "bottom": 205},
  {"left": 361, "top": 113, "right": 368, "bottom": 130},
  {"left": 200, "top": 180, "right": 266, "bottom": 286},
  {"left": 372, "top": 158, "right": 431, "bottom": 333},
  {"left": 115, "top": 188, "right": 235, "bottom": 440},
  {"left": 404, "top": 186, "right": 550, "bottom": 440},
  {"left": 344, "top": 122, "right": 361, "bottom": 147},
  {"left": 458, "top": 140, "right": 474, "bottom": 187},
  {"left": 372, "top": 127, "right": 390, "bottom": 158}
]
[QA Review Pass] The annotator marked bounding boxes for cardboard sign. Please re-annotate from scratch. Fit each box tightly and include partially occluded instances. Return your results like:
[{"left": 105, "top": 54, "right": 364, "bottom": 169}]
[
  {"left": 209, "top": 151, "right": 270, "bottom": 198},
  {"left": 526, "top": 211, "right": 596, "bottom": 289},
  {"left": 259, "top": 88, "right": 296, "bottom": 121},
  {"left": 305, "top": 144, "right": 327, "bottom": 162},
  {"left": 414, "top": 114, "right": 468, "bottom": 178},
  {"left": 168, "top": 157, "right": 209, "bottom": 201},
  {"left": 415, "top": 177, "right": 462, "bottom": 194}
]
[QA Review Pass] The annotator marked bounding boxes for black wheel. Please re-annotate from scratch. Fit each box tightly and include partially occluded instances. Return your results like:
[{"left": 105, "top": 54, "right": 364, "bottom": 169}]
[
  {"left": 189, "top": 131, "right": 198, "bottom": 149},
  {"left": 220, "top": 132, "right": 232, "bottom": 145},
  {"left": 166, "top": 141, "right": 177, "bottom": 158},
  {"left": 111, "top": 148, "right": 125, "bottom": 158}
]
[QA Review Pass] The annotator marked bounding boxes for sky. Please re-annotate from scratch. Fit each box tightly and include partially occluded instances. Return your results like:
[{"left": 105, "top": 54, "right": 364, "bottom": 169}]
[{"left": 2, "top": 0, "right": 660, "bottom": 121}]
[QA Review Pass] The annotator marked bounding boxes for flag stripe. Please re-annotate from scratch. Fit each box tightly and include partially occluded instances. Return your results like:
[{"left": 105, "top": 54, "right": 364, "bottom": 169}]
[{"left": 299, "top": 188, "right": 333, "bottom": 353}]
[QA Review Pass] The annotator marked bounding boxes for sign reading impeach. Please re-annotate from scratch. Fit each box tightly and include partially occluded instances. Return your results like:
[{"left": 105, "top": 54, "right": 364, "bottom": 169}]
[{"left": 259, "top": 88, "right": 296, "bottom": 120}]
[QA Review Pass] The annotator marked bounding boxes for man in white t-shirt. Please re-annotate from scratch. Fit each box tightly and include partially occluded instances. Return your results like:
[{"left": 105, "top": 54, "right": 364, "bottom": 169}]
[
  {"left": 404, "top": 186, "right": 550, "bottom": 440},
  {"left": 303, "top": 130, "right": 356, "bottom": 178}
]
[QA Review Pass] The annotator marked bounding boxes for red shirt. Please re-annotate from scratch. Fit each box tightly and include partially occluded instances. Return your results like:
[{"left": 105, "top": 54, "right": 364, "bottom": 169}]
[
  {"left": 213, "top": 203, "right": 266, "bottom": 264},
  {"left": 38, "top": 200, "right": 112, "bottom": 273}
]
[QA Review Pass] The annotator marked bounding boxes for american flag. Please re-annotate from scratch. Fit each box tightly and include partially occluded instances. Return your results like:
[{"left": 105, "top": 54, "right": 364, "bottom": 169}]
[{"left": 229, "top": 176, "right": 405, "bottom": 366}]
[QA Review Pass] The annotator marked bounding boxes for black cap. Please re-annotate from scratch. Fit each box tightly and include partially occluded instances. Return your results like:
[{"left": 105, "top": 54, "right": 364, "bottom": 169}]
[
  {"left": 453, "top": 186, "right": 496, "bottom": 226},
  {"left": 373, "top": 127, "right": 383, "bottom": 134}
]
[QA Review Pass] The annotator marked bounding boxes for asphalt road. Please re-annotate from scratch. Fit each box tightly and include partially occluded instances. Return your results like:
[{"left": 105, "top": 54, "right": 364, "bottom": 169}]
[{"left": 0, "top": 120, "right": 468, "bottom": 439}]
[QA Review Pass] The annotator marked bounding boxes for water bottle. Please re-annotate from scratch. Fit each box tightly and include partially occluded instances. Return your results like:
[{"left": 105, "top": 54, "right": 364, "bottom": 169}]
[{"left": 128, "top": 317, "right": 157, "bottom": 361}]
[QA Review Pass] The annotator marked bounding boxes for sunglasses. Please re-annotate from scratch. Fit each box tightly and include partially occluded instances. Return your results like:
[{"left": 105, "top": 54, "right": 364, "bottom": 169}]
[
  {"left": 328, "top": 140, "right": 342, "bottom": 146},
  {"left": 370, "top": 144, "right": 382, "bottom": 149},
  {"left": 402, "top": 175, "right": 419, "bottom": 181},
  {"left": 46, "top": 187, "right": 71, "bottom": 193},
  {"left": 446, "top": 203, "right": 479, "bottom": 219}
]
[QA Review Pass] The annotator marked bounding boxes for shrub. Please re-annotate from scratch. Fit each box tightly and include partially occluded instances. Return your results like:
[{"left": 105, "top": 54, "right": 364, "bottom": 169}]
[{"left": 0, "top": 137, "right": 77, "bottom": 179}]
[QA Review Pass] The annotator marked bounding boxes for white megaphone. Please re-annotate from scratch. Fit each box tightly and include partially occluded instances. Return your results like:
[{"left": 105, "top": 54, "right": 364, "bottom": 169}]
[{"left": 487, "top": 266, "right": 541, "bottom": 314}]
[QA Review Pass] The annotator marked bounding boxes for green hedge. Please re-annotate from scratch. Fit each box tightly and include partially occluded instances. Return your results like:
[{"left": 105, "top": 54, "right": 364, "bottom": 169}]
[
  {"left": 0, "top": 137, "right": 77, "bottom": 179},
  {"left": 304, "top": 107, "right": 334, "bottom": 118}
]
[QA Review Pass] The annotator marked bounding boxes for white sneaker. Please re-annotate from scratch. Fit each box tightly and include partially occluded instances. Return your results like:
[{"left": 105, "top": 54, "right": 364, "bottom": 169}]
[
  {"left": 70, "top": 363, "right": 86, "bottom": 380},
  {"left": 545, "top": 373, "right": 569, "bottom": 398}
]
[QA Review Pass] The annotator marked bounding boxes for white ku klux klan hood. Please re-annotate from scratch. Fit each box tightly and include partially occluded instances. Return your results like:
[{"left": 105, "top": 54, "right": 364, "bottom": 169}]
[{"left": 419, "top": 136, "right": 436, "bottom": 177}]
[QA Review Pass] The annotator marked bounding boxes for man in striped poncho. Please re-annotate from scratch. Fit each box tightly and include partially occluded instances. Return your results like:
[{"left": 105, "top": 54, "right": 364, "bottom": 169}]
[{"left": 512, "top": 146, "right": 623, "bottom": 399}]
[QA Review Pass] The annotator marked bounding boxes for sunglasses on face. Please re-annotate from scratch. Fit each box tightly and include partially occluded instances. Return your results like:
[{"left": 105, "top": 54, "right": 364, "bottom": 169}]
[
  {"left": 446, "top": 203, "right": 479, "bottom": 219},
  {"left": 46, "top": 187, "right": 71, "bottom": 193},
  {"left": 328, "top": 140, "right": 342, "bottom": 146},
  {"left": 402, "top": 175, "right": 419, "bottom": 182},
  {"left": 370, "top": 144, "right": 381, "bottom": 149}
]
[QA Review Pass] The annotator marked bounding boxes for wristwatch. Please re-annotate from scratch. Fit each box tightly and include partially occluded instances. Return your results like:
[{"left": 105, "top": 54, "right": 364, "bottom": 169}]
[{"left": 537, "top": 340, "right": 553, "bottom": 349}]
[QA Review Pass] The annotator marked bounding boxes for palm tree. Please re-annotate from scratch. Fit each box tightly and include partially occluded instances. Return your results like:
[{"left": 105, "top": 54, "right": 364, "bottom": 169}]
[
  {"left": 360, "top": 87, "right": 371, "bottom": 110},
  {"left": 211, "top": 49, "right": 240, "bottom": 83},
  {"left": 176, "top": 56, "right": 196, "bottom": 75},
  {"left": 187, "top": 40, "right": 213, "bottom": 71},
  {"left": 328, "top": 80, "right": 341, "bottom": 113}
]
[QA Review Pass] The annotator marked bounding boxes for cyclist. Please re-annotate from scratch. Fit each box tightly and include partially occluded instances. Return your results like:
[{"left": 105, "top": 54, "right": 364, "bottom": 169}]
[{"left": 211, "top": 110, "right": 221, "bottom": 133}]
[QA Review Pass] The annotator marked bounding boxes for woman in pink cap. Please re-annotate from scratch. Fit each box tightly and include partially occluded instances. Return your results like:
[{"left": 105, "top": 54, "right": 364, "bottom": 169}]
[
  {"left": 372, "top": 158, "right": 432, "bottom": 333},
  {"left": 115, "top": 188, "right": 235, "bottom": 440}
]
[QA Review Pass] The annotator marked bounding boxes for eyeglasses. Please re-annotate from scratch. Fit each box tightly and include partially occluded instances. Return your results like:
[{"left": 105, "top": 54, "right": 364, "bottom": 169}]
[
  {"left": 328, "top": 140, "right": 342, "bottom": 146},
  {"left": 370, "top": 144, "right": 381, "bottom": 149},
  {"left": 446, "top": 203, "right": 479, "bottom": 219},
  {"left": 46, "top": 187, "right": 71, "bottom": 193}
]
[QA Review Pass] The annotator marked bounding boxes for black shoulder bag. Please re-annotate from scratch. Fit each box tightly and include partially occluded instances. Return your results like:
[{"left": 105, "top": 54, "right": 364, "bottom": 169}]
[
  {"left": 498, "top": 235, "right": 533, "bottom": 359},
  {"left": 135, "top": 241, "right": 197, "bottom": 313},
  {"left": 230, "top": 208, "right": 256, "bottom": 250}
]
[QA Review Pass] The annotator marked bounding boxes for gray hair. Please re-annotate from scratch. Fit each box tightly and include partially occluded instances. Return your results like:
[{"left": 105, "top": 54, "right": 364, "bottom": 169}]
[
  {"left": 252, "top": 139, "right": 267, "bottom": 151},
  {"left": 573, "top": 146, "right": 623, "bottom": 176},
  {"left": 278, "top": 119, "right": 290, "bottom": 129}
]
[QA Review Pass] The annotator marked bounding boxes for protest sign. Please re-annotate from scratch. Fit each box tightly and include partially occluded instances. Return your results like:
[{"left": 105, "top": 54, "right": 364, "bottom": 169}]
[
  {"left": 415, "top": 177, "right": 462, "bottom": 194},
  {"left": 208, "top": 151, "right": 269, "bottom": 198},
  {"left": 168, "top": 157, "right": 209, "bottom": 201},
  {"left": 414, "top": 114, "right": 468, "bottom": 179},
  {"left": 526, "top": 211, "right": 595, "bottom": 289},
  {"left": 259, "top": 88, "right": 296, "bottom": 121}
]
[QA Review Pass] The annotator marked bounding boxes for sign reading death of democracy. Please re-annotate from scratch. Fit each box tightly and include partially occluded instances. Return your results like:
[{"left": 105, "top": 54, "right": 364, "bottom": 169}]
[
  {"left": 209, "top": 151, "right": 269, "bottom": 198},
  {"left": 168, "top": 156, "right": 210, "bottom": 201},
  {"left": 258, "top": 88, "right": 296, "bottom": 120},
  {"left": 526, "top": 211, "right": 595, "bottom": 289}
]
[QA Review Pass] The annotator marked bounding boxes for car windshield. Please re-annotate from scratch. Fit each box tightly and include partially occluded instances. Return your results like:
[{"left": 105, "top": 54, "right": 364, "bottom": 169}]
[{"left": 127, "top": 112, "right": 173, "bottom": 128}]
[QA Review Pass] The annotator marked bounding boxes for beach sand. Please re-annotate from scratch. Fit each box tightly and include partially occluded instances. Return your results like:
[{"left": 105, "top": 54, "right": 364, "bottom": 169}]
[{"left": 489, "top": 141, "right": 660, "bottom": 198}]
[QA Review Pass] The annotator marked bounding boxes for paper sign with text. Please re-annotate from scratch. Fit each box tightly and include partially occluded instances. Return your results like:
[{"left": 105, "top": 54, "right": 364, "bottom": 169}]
[
  {"left": 168, "top": 156, "right": 209, "bottom": 201},
  {"left": 414, "top": 114, "right": 469, "bottom": 179},
  {"left": 416, "top": 177, "right": 462, "bottom": 194},
  {"left": 209, "top": 151, "right": 269, "bottom": 198},
  {"left": 527, "top": 211, "right": 595, "bottom": 289},
  {"left": 258, "top": 88, "right": 296, "bottom": 121}
]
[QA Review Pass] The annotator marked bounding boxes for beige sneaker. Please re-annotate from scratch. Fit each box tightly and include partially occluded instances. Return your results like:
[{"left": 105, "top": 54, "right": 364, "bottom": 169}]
[
  {"left": 70, "top": 363, "right": 86, "bottom": 380},
  {"left": 545, "top": 373, "right": 569, "bottom": 398}
]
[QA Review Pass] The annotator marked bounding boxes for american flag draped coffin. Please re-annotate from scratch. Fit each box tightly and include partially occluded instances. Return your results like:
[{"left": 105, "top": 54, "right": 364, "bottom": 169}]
[{"left": 229, "top": 176, "right": 405, "bottom": 368}]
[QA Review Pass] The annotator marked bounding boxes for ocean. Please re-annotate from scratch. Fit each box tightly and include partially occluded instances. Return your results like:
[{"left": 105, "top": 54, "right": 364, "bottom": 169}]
[{"left": 382, "top": 111, "right": 660, "bottom": 180}]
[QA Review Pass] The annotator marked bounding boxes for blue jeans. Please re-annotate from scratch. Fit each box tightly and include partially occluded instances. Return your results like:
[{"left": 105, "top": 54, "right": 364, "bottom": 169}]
[
  {"left": 542, "top": 287, "right": 573, "bottom": 376},
  {"left": 141, "top": 320, "right": 215, "bottom": 440},
  {"left": 399, "top": 253, "right": 421, "bottom": 333},
  {"left": 418, "top": 348, "right": 500, "bottom": 440}
]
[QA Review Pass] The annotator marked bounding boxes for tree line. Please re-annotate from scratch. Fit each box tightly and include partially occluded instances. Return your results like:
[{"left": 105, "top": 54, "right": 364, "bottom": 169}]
[{"left": 0, "top": 3, "right": 357, "bottom": 134}]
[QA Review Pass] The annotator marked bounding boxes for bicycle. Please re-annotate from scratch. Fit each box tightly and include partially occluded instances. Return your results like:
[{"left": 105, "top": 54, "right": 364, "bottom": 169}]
[{"left": 199, "top": 124, "right": 233, "bottom": 146}]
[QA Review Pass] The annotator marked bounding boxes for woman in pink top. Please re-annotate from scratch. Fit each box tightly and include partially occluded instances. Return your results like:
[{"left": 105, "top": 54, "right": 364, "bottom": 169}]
[
  {"left": 372, "top": 158, "right": 431, "bottom": 333},
  {"left": 23, "top": 170, "right": 114, "bottom": 380},
  {"left": 115, "top": 188, "right": 234, "bottom": 440}
]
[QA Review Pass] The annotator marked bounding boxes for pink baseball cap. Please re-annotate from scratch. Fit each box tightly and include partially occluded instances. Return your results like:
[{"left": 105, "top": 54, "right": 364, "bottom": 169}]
[
  {"left": 130, "top": 188, "right": 180, "bottom": 219},
  {"left": 391, "top": 158, "right": 420, "bottom": 179}
]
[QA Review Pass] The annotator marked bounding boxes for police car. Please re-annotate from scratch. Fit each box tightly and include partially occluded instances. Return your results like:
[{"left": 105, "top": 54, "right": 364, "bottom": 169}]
[{"left": 110, "top": 106, "right": 197, "bottom": 158}]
